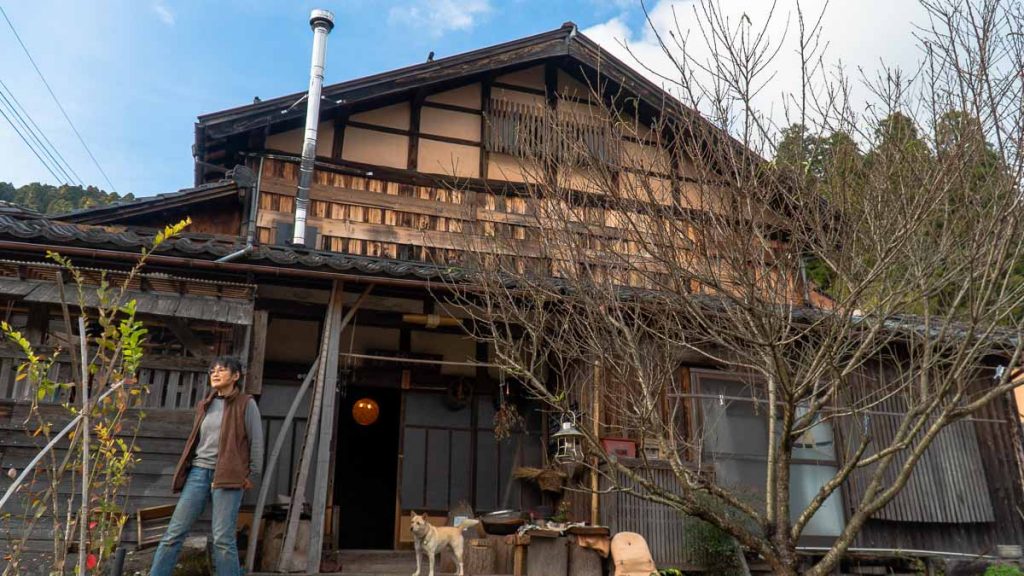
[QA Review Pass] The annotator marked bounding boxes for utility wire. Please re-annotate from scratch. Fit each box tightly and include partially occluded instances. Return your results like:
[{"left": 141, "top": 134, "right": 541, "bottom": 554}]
[
  {"left": 0, "top": 82, "right": 78, "bottom": 185},
  {"left": 0, "top": 87, "right": 70, "bottom": 183},
  {"left": 0, "top": 101, "right": 63, "bottom": 184},
  {"left": 0, "top": 87, "right": 68, "bottom": 184},
  {"left": 0, "top": 78, "right": 84, "bottom": 186},
  {"left": 0, "top": 5, "right": 118, "bottom": 193}
]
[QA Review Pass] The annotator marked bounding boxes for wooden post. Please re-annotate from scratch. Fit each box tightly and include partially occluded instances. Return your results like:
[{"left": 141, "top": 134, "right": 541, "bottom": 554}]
[
  {"left": 276, "top": 282, "right": 374, "bottom": 572},
  {"left": 77, "top": 316, "right": 89, "bottom": 576},
  {"left": 278, "top": 281, "right": 344, "bottom": 572},
  {"left": 245, "top": 357, "right": 320, "bottom": 572},
  {"left": 590, "top": 363, "right": 601, "bottom": 526},
  {"left": 321, "top": 284, "right": 374, "bottom": 551},
  {"left": 408, "top": 91, "right": 424, "bottom": 171},
  {"left": 247, "top": 310, "right": 269, "bottom": 395},
  {"left": 307, "top": 282, "right": 346, "bottom": 572}
]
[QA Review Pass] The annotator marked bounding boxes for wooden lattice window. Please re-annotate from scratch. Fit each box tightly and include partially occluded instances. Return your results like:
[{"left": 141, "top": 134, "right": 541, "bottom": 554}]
[{"left": 486, "top": 99, "right": 619, "bottom": 166}]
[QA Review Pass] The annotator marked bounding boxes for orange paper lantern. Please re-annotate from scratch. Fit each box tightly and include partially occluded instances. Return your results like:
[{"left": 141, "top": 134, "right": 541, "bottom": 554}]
[{"left": 352, "top": 397, "right": 380, "bottom": 426}]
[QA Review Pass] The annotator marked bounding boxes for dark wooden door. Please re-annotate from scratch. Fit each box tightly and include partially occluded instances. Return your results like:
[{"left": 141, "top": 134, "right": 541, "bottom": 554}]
[{"left": 335, "top": 386, "right": 401, "bottom": 549}]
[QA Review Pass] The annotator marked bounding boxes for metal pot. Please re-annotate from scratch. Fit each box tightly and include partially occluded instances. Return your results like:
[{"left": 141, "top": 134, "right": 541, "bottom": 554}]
[{"left": 481, "top": 510, "right": 525, "bottom": 535}]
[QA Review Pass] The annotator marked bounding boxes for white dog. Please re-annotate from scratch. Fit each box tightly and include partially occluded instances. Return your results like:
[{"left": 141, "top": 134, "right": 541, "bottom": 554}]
[{"left": 409, "top": 511, "right": 481, "bottom": 576}]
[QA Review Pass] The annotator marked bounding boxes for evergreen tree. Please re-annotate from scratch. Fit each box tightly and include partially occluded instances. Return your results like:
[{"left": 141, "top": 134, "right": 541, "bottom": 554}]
[{"left": 0, "top": 182, "right": 132, "bottom": 215}]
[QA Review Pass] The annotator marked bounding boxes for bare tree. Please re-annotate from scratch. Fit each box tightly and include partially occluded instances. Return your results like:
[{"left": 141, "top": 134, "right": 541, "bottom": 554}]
[{"left": 442, "top": 1, "right": 1024, "bottom": 574}]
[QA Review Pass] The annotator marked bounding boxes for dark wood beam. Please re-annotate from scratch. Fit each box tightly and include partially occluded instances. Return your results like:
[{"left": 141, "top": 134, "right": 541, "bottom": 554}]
[
  {"left": 345, "top": 120, "right": 480, "bottom": 148},
  {"left": 479, "top": 76, "right": 492, "bottom": 181},
  {"left": 165, "top": 318, "right": 213, "bottom": 360},
  {"left": 422, "top": 101, "right": 482, "bottom": 115},
  {"left": 408, "top": 92, "right": 424, "bottom": 171},
  {"left": 332, "top": 112, "right": 348, "bottom": 161},
  {"left": 492, "top": 81, "right": 546, "bottom": 96},
  {"left": 247, "top": 310, "right": 269, "bottom": 395}
]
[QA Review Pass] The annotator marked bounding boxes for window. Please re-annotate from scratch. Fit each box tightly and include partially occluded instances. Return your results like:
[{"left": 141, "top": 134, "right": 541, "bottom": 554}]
[
  {"left": 486, "top": 99, "right": 619, "bottom": 166},
  {"left": 693, "top": 371, "right": 844, "bottom": 537}
]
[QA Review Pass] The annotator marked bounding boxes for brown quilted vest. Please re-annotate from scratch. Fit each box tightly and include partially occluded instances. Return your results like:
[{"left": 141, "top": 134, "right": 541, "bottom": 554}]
[{"left": 171, "top": 390, "right": 252, "bottom": 492}]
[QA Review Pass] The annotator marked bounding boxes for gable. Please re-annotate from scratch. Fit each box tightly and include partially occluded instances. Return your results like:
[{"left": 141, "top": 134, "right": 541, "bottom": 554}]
[{"left": 193, "top": 23, "right": 746, "bottom": 186}]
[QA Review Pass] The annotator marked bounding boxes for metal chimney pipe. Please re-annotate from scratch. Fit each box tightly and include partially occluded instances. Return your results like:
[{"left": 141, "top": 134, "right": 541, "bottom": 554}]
[{"left": 292, "top": 8, "right": 334, "bottom": 247}]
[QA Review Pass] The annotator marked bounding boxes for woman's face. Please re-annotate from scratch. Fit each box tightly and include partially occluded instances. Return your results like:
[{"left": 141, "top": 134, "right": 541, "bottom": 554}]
[{"left": 209, "top": 364, "right": 240, "bottom": 394}]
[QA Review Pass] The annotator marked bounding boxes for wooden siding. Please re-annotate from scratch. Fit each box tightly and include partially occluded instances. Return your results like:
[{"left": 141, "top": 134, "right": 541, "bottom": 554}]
[
  {"left": 599, "top": 460, "right": 712, "bottom": 569},
  {"left": 254, "top": 157, "right": 688, "bottom": 290},
  {"left": 0, "top": 345, "right": 211, "bottom": 409},
  {"left": 0, "top": 401, "right": 196, "bottom": 551}
]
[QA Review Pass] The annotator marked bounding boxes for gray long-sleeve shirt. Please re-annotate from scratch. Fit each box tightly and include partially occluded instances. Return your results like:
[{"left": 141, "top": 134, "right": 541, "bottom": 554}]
[{"left": 191, "top": 396, "right": 264, "bottom": 483}]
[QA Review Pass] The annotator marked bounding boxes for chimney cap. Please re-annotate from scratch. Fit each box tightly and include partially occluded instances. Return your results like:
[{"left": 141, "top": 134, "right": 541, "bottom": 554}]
[{"left": 310, "top": 9, "right": 335, "bottom": 32}]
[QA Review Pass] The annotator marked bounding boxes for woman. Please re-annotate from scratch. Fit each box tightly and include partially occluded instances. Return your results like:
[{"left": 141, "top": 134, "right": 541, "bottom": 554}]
[{"left": 150, "top": 356, "right": 264, "bottom": 576}]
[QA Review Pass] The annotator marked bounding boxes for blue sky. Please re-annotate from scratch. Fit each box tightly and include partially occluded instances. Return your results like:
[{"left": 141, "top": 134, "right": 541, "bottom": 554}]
[{"left": 0, "top": 1, "right": 925, "bottom": 198}]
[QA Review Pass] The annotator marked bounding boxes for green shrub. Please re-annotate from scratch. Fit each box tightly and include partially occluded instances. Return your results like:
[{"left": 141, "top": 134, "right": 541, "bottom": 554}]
[{"left": 985, "top": 564, "right": 1024, "bottom": 576}]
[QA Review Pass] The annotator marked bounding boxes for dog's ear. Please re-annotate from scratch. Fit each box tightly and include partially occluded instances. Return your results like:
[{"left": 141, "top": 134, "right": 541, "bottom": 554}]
[{"left": 410, "top": 510, "right": 418, "bottom": 518}]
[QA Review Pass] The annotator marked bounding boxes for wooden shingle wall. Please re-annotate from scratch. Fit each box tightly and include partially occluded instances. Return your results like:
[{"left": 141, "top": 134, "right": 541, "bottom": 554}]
[{"left": 0, "top": 402, "right": 195, "bottom": 552}]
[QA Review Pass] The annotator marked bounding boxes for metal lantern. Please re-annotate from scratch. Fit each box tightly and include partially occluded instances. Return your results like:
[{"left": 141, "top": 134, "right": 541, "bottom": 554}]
[{"left": 552, "top": 419, "right": 585, "bottom": 464}]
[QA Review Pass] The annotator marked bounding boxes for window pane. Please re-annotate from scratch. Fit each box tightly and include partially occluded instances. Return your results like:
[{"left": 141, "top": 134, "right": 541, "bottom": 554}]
[
  {"left": 793, "top": 406, "right": 836, "bottom": 461},
  {"left": 699, "top": 378, "right": 768, "bottom": 456},
  {"left": 711, "top": 458, "right": 767, "bottom": 496},
  {"left": 790, "top": 464, "right": 844, "bottom": 536}
]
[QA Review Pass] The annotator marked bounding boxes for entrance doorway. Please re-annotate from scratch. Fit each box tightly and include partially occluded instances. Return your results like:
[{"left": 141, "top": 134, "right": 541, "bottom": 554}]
[{"left": 335, "top": 386, "right": 401, "bottom": 549}]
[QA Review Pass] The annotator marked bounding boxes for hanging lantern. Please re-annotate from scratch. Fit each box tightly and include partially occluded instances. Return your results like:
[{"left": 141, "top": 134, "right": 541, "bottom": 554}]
[
  {"left": 552, "top": 419, "right": 585, "bottom": 464},
  {"left": 352, "top": 397, "right": 380, "bottom": 426}
]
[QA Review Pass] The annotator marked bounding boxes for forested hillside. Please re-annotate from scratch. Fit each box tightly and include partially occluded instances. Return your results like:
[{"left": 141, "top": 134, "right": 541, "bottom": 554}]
[{"left": 0, "top": 181, "right": 132, "bottom": 215}]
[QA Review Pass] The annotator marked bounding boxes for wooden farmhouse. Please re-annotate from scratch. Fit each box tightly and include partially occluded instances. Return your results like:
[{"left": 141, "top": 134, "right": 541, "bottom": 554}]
[{"left": 0, "top": 22, "right": 1023, "bottom": 573}]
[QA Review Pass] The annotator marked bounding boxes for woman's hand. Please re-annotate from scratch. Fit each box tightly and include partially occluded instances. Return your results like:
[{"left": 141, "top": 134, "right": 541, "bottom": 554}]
[{"left": 242, "top": 478, "right": 253, "bottom": 490}]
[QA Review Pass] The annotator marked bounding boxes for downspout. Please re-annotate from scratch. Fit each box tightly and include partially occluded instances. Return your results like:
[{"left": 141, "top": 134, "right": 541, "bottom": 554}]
[
  {"left": 217, "top": 156, "right": 264, "bottom": 263},
  {"left": 292, "top": 9, "right": 335, "bottom": 247}
]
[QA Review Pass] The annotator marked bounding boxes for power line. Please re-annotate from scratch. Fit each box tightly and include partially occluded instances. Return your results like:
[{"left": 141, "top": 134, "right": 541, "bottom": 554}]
[
  {"left": 0, "top": 81, "right": 80, "bottom": 185},
  {"left": 0, "top": 100, "right": 64, "bottom": 184},
  {"left": 0, "top": 5, "right": 118, "bottom": 193},
  {"left": 0, "top": 86, "right": 69, "bottom": 184},
  {"left": 0, "top": 78, "right": 84, "bottom": 186},
  {"left": 0, "top": 87, "right": 71, "bottom": 183}
]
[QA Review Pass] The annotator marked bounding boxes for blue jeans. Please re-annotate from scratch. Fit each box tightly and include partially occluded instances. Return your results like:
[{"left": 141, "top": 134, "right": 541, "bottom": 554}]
[{"left": 150, "top": 466, "right": 244, "bottom": 576}]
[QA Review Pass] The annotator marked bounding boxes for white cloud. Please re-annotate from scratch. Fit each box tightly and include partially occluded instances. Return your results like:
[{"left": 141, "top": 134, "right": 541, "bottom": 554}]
[
  {"left": 153, "top": 2, "right": 175, "bottom": 26},
  {"left": 581, "top": 1, "right": 929, "bottom": 136},
  {"left": 388, "top": 0, "right": 491, "bottom": 36}
]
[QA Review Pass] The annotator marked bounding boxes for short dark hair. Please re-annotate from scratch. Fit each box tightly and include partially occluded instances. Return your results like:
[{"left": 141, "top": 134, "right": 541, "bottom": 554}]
[{"left": 210, "top": 356, "right": 244, "bottom": 377}]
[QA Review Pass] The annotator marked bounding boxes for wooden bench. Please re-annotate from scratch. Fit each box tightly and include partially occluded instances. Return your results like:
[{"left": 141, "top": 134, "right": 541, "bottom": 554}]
[{"left": 137, "top": 504, "right": 177, "bottom": 549}]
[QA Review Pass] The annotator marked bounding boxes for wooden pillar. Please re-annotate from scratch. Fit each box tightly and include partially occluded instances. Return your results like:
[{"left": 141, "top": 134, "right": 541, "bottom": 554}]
[
  {"left": 246, "top": 310, "right": 268, "bottom": 395},
  {"left": 24, "top": 303, "right": 48, "bottom": 347},
  {"left": 408, "top": 91, "right": 424, "bottom": 171},
  {"left": 543, "top": 61, "right": 559, "bottom": 188},
  {"left": 332, "top": 113, "right": 348, "bottom": 161},
  {"left": 479, "top": 76, "right": 492, "bottom": 181},
  {"left": 278, "top": 281, "right": 344, "bottom": 572},
  {"left": 590, "top": 362, "right": 601, "bottom": 526},
  {"left": 307, "top": 281, "right": 345, "bottom": 572}
]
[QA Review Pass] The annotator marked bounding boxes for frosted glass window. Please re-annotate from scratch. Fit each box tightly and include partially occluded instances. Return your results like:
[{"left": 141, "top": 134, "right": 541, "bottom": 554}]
[{"left": 790, "top": 464, "right": 844, "bottom": 536}]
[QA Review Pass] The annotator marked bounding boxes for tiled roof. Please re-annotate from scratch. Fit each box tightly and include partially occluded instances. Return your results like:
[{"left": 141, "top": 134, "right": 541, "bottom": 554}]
[
  {"left": 0, "top": 201, "right": 43, "bottom": 219},
  {"left": 58, "top": 179, "right": 243, "bottom": 224},
  {"left": 0, "top": 215, "right": 462, "bottom": 282}
]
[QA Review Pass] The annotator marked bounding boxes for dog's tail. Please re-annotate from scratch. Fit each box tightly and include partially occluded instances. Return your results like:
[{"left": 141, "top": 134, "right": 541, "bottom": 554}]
[{"left": 459, "top": 519, "right": 481, "bottom": 531}]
